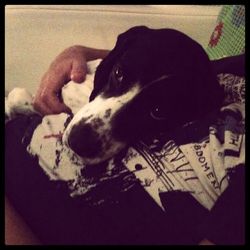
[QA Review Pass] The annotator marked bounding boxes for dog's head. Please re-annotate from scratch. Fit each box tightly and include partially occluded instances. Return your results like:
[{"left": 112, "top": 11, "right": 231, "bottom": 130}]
[{"left": 63, "top": 26, "right": 223, "bottom": 165}]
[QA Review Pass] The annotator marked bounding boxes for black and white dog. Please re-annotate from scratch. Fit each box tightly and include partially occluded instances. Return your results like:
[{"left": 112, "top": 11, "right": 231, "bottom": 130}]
[{"left": 63, "top": 26, "right": 224, "bottom": 165}]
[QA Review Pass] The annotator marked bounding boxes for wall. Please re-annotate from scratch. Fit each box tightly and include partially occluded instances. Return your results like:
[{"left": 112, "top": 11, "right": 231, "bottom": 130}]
[{"left": 5, "top": 5, "right": 222, "bottom": 93}]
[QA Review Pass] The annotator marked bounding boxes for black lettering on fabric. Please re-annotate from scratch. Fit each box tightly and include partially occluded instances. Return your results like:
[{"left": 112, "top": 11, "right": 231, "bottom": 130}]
[
  {"left": 198, "top": 157, "right": 206, "bottom": 164},
  {"left": 201, "top": 162, "right": 210, "bottom": 172},
  {"left": 211, "top": 179, "right": 219, "bottom": 189},
  {"left": 229, "top": 133, "right": 240, "bottom": 146},
  {"left": 175, "top": 162, "right": 191, "bottom": 172},
  {"left": 162, "top": 141, "right": 177, "bottom": 156},
  {"left": 194, "top": 144, "right": 202, "bottom": 150},
  {"left": 207, "top": 172, "right": 214, "bottom": 180},
  {"left": 170, "top": 148, "right": 185, "bottom": 162}
]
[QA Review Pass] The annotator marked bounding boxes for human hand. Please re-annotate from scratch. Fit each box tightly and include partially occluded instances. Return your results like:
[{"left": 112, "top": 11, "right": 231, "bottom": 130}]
[{"left": 33, "top": 45, "right": 88, "bottom": 115}]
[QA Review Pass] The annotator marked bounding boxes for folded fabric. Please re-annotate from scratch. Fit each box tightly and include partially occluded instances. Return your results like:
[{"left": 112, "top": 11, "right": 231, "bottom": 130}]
[{"left": 11, "top": 59, "right": 243, "bottom": 211}]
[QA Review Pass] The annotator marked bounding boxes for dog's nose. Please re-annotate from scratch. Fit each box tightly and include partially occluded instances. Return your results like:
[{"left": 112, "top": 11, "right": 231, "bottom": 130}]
[{"left": 67, "top": 124, "right": 102, "bottom": 158}]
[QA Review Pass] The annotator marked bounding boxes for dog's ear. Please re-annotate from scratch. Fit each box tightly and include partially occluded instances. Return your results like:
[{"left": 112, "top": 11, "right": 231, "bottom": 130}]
[
  {"left": 89, "top": 26, "right": 149, "bottom": 101},
  {"left": 182, "top": 44, "right": 225, "bottom": 120}
]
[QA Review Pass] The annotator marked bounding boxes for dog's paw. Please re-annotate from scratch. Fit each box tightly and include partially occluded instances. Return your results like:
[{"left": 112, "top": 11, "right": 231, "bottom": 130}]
[{"left": 5, "top": 88, "right": 37, "bottom": 119}]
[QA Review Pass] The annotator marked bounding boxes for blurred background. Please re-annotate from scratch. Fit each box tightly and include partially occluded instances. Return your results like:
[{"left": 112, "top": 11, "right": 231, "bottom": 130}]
[{"left": 5, "top": 5, "right": 223, "bottom": 94}]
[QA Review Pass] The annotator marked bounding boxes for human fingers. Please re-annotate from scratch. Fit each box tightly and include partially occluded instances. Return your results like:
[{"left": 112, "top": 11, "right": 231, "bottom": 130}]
[
  {"left": 70, "top": 58, "right": 88, "bottom": 83},
  {"left": 33, "top": 68, "right": 71, "bottom": 115},
  {"left": 33, "top": 86, "right": 71, "bottom": 115}
]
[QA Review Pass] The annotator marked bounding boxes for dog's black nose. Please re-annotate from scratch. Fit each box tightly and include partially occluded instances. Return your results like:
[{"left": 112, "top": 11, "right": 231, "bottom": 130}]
[{"left": 67, "top": 124, "right": 102, "bottom": 158}]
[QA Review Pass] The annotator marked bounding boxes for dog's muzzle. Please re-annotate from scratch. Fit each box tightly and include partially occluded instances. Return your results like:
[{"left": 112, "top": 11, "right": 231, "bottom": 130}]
[
  {"left": 63, "top": 85, "right": 140, "bottom": 165},
  {"left": 67, "top": 124, "right": 102, "bottom": 158}
]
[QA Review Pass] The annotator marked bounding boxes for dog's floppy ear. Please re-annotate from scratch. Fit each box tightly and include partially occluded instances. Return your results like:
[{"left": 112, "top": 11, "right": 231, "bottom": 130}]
[
  {"left": 183, "top": 43, "right": 225, "bottom": 120},
  {"left": 89, "top": 26, "right": 149, "bottom": 101}
]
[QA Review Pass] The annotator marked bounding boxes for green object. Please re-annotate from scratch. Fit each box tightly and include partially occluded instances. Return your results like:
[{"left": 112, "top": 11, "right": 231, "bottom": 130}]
[{"left": 206, "top": 5, "right": 245, "bottom": 60}]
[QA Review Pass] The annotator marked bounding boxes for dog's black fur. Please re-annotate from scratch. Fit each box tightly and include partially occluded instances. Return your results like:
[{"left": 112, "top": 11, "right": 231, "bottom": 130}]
[{"left": 90, "top": 26, "right": 224, "bottom": 143}]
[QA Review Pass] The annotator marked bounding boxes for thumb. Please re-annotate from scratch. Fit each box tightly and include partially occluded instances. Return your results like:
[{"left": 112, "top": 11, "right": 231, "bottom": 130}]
[{"left": 70, "top": 59, "right": 87, "bottom": 83}]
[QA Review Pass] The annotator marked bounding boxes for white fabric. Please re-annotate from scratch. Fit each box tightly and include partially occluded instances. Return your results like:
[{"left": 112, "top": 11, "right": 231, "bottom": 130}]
[
  {"left": 123, "top": 103, "right": 245, "bottom": 210},
  {"left": 14, "top": 60, "right": 244, "bottom": 211}
]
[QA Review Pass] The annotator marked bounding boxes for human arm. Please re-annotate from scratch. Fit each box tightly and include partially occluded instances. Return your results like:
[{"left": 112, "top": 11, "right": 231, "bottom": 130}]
[
  {"left": 199, "top": 239, "right": 215, "bottom": 245},
  {"left": 33, "top": 45, "right": 110, "bottom": 115},
  {"left": 5, "top": 197, "right": 41, "bottom": 245}
]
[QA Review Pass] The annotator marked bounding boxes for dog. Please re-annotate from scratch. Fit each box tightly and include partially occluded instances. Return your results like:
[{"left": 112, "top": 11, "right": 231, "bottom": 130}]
[{"left": 63, "top": 26, "right": 224, "bottom": 165}]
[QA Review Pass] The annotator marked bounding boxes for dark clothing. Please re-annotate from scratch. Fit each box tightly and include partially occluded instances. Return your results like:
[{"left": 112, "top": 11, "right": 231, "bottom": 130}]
[{"left": 5, "top": 114, "right": 244, "bottom": 245}]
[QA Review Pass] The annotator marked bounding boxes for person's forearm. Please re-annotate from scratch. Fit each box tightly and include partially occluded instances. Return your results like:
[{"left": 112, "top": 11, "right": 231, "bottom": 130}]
[
  {"left": 5, "top": 197, "right": 41, "bottom": 245},
  {"left": 199, "top": 239, "right": 215, "bottom": 245},
  {"left": 84, "top": 46, "right": 110, "bottom": 61}
]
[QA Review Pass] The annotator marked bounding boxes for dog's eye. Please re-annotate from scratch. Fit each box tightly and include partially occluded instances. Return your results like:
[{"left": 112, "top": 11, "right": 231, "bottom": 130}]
[
  {"left": 150, "top": 106, "right": 166, "bottom": 120},
  {"left": 114, "top": 67, "right": 123, "bottom": 82}
]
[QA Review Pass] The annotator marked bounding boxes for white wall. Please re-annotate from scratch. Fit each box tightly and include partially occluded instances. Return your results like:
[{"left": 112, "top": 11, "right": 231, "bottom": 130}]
[{"left": 5, "top": 5, "right": 221, "bottom": 94}]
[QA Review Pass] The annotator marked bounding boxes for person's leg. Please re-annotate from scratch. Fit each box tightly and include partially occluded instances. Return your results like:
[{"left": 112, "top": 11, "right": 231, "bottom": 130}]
[
  {"left": 5, "top": 115, "right": 171, "bottom": 244},
  {"left": 5, "top": 115, "right": 96, "bottom": 244},
  {"left": 5, "top": 196, "right": 41, "bottom": 245},
  {"left": 5, "top": 115, "right": 207, "bottom": 245}
]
